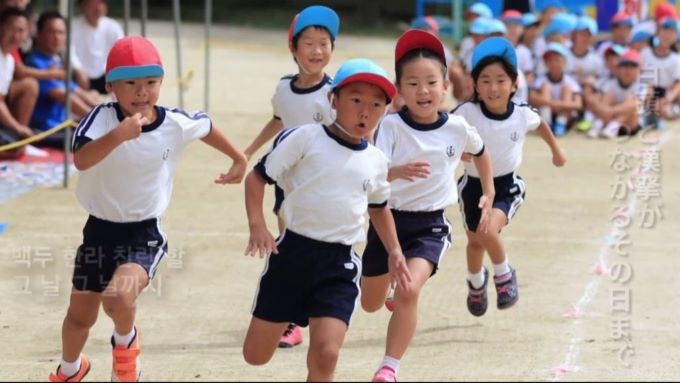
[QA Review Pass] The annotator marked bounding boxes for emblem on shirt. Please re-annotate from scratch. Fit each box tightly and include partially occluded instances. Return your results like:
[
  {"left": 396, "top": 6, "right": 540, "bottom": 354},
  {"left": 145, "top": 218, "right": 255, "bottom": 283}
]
[
  {"left": 446, "top": 145, "right": 456, "bottom": 158},
  {"left": 363, "top": 179, "right": 372, "bottom": 192},
  {"left": 313, "top": 112, "right": 323, "bottom": 122},
  {"left": 162, "top": 148, "right": 170, "bottom": 160},
  {"left": 510, "top": 132, "right": 519, "bottom": 142}
]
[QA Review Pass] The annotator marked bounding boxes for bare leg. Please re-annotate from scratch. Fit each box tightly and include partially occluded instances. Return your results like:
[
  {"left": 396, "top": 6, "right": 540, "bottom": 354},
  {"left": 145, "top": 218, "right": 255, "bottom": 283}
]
[{"left": 306, "top": 317, "right": 347, "bottom": 382}]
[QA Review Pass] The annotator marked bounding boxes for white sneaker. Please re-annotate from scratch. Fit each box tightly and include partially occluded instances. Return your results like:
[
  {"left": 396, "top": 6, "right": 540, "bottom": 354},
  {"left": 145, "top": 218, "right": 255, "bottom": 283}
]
[{"left": 601, "top": 121, "right": 621, "bottom": 139}]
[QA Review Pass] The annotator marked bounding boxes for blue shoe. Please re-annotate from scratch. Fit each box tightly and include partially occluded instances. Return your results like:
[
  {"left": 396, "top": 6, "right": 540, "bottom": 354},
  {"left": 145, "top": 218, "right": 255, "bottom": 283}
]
[
  {"left": 552, "top": 122, "right": 567, "bottom": 137},
  {"left": 466, "top": 267, "right": 489, "bottom": 317}
]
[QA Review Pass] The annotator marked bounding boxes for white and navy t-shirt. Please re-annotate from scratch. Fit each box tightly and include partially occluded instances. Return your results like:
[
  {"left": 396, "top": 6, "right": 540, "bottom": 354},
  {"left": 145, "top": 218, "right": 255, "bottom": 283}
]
[
  {"left": 72, "top": 17, "right": 124, "bottom": 79},
  {"left": 532, "top": 73, "right": 582, "bottom": 100},
  {"left": 453, "top": 101, "right": 541, "bottom": 177},
  {"left": 0, "top": 51, "right": 15, "bottom": 96},
  {"left": 599, "top": 77, "right": 648, "bottom": 104},
  {"left": 516, "top": 44, "right": 535, "bottom": 76},
  {"left": 375, "top": 109, "right": 484, "bottom": 212},
  {"left": 271, "top": 74, "right": 334, "bottom": 129},
  {"left": 73, "top": 103, "right": 212, "bottom": 222},
  {"left": 255, "top": 124, "right": 390, "bottom": 245},
  {"left": 640, "top": 47, "right": 680, "bottom": 89},
  {"left": 566, "top": 48, "right": 605, "bottom": 81}
]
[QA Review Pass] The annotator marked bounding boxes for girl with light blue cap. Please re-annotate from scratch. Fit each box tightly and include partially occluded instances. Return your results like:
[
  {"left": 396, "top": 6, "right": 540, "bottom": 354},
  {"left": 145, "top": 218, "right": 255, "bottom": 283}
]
[
  {"left": 452, "top": 37, "right": 565, "bottom": 318},
  {"left": 242, "top": 57, "right": 412, "bottom": 382}
]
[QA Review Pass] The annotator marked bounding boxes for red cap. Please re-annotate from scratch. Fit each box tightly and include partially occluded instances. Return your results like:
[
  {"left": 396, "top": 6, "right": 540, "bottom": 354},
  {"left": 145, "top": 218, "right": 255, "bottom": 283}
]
[
  {"left": 395, "top": 29, "right": 446, "bottom": 65},
  {"left": 501, "top": 10, "right": 524, "bottom": 23},
  {"left": 655, "top": 3, "right": 678, "bottom": 22},
  {"left": 105, "top": 36, "right": 164, "bottom": 82},
  {"left": 611, "top": 11, "right": 634, "bottom": 26},
  {"left": 619, "top": 49, "right": 642, "bottom": 65},
  {"left": 288, "top": 13, "right": 299, "bottom": 43}
]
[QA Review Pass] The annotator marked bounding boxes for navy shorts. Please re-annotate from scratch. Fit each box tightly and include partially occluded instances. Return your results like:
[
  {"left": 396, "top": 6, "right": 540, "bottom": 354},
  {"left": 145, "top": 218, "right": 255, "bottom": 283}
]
[
  {"left": 362, "top": 209, "right": 452, "bottom": 277},
  {"left": 72, "top": 215, "right": 168, "bottom": 293},
  {"left": 457, "top": 172, "right": 526, "bottom": 232},
  {"left": 252, "top": 229, "right": 361, "bottom": 327}
]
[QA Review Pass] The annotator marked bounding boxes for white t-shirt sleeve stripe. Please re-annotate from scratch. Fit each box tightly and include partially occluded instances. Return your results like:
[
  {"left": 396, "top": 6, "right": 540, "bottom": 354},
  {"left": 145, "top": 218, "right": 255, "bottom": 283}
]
[
  {"left": 255, "top": 127, "right": 306, "bottom": 184},
  {"left": 167, "top": 108, "right": 211, "bottom": 144}
]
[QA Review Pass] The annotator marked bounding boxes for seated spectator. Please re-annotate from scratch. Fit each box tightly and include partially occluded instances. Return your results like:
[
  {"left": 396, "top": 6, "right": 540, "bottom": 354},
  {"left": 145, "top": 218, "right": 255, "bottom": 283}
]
[
  {"left": 24, "top": 10, "right": 98, "bottom": 148},
  {"left": 0, "top": 6, "right": 36, "bottom": 158},
  {"left": 529, "top": 42, "right": 583, "bottom": 137},
  {"left": 588, "top": 49, "right": 647, "bottom": 138},
  {"left": 567, "top": 16, "right": 604, "bottom": 131},
  {"left": 72, "top": 0, "right": 123, "bottom": 94}
]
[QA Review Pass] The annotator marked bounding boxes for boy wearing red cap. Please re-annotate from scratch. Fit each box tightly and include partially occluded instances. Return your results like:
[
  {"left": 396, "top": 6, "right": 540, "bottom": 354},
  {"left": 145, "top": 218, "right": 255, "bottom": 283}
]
[
  {"left": 242, "top": 6, "right": 341, "bottom": 347},
  {"left": 48, "top": 36, "right": 247, "bottom": 382},
  {"left": 242, "top": 58, "right": 412, "bottom": 381}
]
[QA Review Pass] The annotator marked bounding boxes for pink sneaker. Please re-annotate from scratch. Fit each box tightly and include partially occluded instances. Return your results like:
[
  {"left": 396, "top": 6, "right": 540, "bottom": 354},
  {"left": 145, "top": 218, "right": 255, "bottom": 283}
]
[
  {"left": 372, "top": 366, "right": 397, "bottom": 382},
  {"left": 278, "top": 323, "right": 303, "bottom": 348}
]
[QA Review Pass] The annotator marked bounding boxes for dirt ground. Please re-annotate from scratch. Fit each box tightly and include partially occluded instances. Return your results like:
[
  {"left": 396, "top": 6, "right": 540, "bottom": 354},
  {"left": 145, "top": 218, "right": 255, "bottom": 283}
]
[{"left": 1, "top": 20, "right": 679, "bottom": 381}]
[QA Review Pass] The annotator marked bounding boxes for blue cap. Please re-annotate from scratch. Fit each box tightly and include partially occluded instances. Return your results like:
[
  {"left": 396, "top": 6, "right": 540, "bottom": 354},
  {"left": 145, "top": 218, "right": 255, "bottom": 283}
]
[
  {"left": 411, "top": 16, "right": 438, "bottom": 31},
  {"left": 471, "top": 36, "right": 518, "bottom": 73},
  {"left": 486, "top": 19, "right": 508, "bottom": 35},
  {"left": 659, "top": 17, "right": 679, "bottom": 30},
  {"left": 292, "top": 5, "right": 340, "bottom": 41},
  {"left": 469, "top": 17, "right": 491, "bottom": 34},
  {"left": 574, "top": 16, "right": 598, "bottom": 35},
  {"left": 466, "top": 3, "right": 493, "bottom": 19},
  {"left": 538, "top": 0, "right": 564, "bottom": 12},
  {"left": 630, "top": 30, "right": 652, "bottom": 43},
  {"left": 542, "top": 42, "right": 569, "bottom": 59},
  {"left": 543, "top": 13, "right": 575, "bottom": 36},
  {"left": 522, "top": 13, "right": 539, "bottom": 27},
  {"left": 332, "top": 58, "right": 397, "bottom": 103}
]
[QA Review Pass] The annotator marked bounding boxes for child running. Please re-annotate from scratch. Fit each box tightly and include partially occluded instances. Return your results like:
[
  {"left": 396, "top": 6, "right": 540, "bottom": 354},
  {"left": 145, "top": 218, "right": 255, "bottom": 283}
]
[
  {"left": 453, "top": 37, "right": 566, "bottom": 318},
  {"left": 242, "top": 4, "right": 340, "bottom": 348},
  {"left": 48, "top": 36, "right": 247, "bottom": 382},
  {"left": 242, "top": 58, "right": 412, "bottom": 382},
  {"left": 362, "top": 29, "right": 495, "bottom": 383}
]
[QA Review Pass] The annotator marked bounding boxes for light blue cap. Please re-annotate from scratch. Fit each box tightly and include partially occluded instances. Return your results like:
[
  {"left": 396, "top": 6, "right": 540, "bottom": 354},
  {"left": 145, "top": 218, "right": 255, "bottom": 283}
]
[
  {"left": 630, "top": 30, "right": 652, "bottom": 43},
  {"left": 332, "top": 58, "right": 397, "bottom": 102},
  {"left": 293, "top": 5, "right": 340, "bottom": 40},
  {"left": 470, "top": 17, "right": 491, "bottom": 34},
  {"left": 487, "top": 19, "right": 508, "bottom": 35},
  {"left": 574, "top": 16, "right": 598, "bottom": 35},
  {"left": 543, "top": 42, "right": 569, "bottom": 59},
  {"left": 522, "top": 13, "right": 539, "bottom": 27},
  {"left": 466, "top": 3, "right": 493, "bottom": 19},
  {"left": 471, "top": 36, "right": 518, "bottom": 72},
  {"left": 543, "top": 13, "right": 576, "bottom": 36}
]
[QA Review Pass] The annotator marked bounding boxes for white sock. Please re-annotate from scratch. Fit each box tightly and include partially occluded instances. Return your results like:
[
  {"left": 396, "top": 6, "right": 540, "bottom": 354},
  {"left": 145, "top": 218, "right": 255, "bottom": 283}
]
[
  {"left": 379, "top": 355, "right": 400, "bottom": 374},
  {"left": 556, "top": 115, "right": 568, "bottom": 125},
  {"left": 468, "top": 269, "right": 486, "bottom": 289},
  {"left": 539, "top": 106, "right": 552, "bottom": 122},
  {"left": 493, "top": 259, "right": 511, "bottom": 277},
  {"left": 113, "top": 327, "right": 136, "bottom": 347},
  {"left": 584, "top": 110, "right": 594, "bottom": 121},
  {"left": 60, "top": 356, "right": 81, "bottom": 377},
  {"left": 603, "top": 120, "right": 621, "bottom": 138}
]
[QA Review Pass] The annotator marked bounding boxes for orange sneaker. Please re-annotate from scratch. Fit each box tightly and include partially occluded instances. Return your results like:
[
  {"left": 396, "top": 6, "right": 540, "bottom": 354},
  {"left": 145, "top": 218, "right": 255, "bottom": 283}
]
[
  {"left": 48, "top": 354, "right": 91, "bottom": 382},
  {"left": 111, "top": 327, "right": 141, "bottom": 382}
]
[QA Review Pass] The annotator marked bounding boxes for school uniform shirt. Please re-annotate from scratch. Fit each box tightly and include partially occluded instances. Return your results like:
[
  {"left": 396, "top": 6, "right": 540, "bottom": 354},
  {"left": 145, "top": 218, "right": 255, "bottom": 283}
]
[
  {"left": 72, "top": 16, "right": 124, "bottom": 79},
  {"left": 599, "top": 77, "right": 648, "bottom": 105},
  {"left": 255, "top": 124, "right": 390, "bottom": 245},
  {"left": 271, "top": 74, "right": 334, "bottom": 129},
  {"left": 566, "top": 48, "right": 605, "bottom": 81},
  {"left": 532, "top": 73, "right": 582, "bottom": 100},
  {"left": 640, "top": 46, "right": 680, "bottom": 89},
  {"left": 73, "top": 102, "right": 212, "bottom": 223},
  {"left": 0, "top": 50, "right": 14, "bottom": 96},
  {"left": 453, "top": 101, "right": 541, "bottom": 177},
  {"left": 374, "top": 110, "right": 483, "bottom": 212},
  {"left": 516, "top": 44, "right": 535, "bottom": 76}
]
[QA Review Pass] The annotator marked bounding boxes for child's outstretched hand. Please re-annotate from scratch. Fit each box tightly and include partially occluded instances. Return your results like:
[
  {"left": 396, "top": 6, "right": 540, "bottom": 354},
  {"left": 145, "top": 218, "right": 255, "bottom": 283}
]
[
  {"left": 116, "top": 113, "right": 148, "bottom": 142},
  {"left": 388, "top": 250, "right": 412, "bottom": 292},
  {"left": 245, "top": 224, "right": 278, "bottom": 258},
  {"left": 552, "top": 148, "right": 566, "bottom": 167},
  {"left": 388, "top": 161, "right": 431, "bottom": 182},
  {"left": 476, "top": 194, "right": 493, "bottom": 234},
  {"left": 214, "top": 160, "right": 247, "bottom": 184}
]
